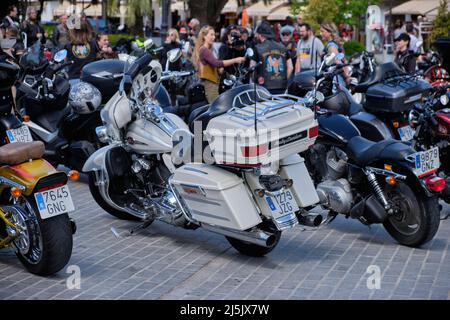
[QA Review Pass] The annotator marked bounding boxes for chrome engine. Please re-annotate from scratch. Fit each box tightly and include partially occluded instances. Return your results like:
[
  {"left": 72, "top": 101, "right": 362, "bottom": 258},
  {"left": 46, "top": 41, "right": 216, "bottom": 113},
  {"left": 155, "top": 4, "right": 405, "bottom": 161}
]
[
  {"left": 310, "top": 146, "right": 354, "bottom": 214},
  {"left": 316, "top": 178, "right": 353, "bottom": 213}
]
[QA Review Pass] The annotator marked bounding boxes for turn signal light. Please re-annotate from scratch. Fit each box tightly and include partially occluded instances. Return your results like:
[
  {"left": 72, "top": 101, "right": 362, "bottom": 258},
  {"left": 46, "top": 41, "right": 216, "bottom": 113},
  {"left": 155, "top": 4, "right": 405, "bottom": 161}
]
[
  {"left": 393, "top": 121, "right": 400, "bottom": 129},
  {"left": 10, "top": 187, "right": 23, "bottom": 198},
  {"left": 68, "top": 170, "right": 80, "bottom": 182},
  {"left": 425, "top": 176, "right": 446, "bottom": 193},
  {"left": 255, "top": 189, "right": 266, "bottom": 197},
  {"left": 23, "top": 115, "right": 30, "bottom": 122},
  {"left": 386, "top": 176, "right": 397, "bottom": 186}
]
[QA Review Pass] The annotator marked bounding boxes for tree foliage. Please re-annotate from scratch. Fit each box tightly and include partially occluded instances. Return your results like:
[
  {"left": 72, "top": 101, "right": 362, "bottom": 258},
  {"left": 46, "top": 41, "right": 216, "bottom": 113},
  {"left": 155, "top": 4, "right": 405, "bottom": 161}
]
[{"left": 431, "top": 0, "right": 450, "bottom": 41}]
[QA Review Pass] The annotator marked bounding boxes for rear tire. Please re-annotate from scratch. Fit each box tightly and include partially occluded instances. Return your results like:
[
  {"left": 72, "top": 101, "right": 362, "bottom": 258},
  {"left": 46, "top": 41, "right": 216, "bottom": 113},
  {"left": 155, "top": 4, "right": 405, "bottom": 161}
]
[
  {"left": 12, "top": 196, "right": 73, "bottom": 276},
  {"left": 88, "top": 172, "right": 140, "bottom": 221},
  {"left": 226, "top": 231, "right": 281, "bottom": 257},
  {"left": 383, "top": 182, "right": 440, "bottom": 247}
]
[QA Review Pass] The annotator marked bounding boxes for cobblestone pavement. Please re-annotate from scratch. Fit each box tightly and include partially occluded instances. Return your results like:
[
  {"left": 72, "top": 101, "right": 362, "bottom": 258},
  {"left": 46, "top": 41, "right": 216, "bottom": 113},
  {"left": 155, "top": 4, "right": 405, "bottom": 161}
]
[{"left": 0, "top": 179, "right": 449, "bottom": 300}]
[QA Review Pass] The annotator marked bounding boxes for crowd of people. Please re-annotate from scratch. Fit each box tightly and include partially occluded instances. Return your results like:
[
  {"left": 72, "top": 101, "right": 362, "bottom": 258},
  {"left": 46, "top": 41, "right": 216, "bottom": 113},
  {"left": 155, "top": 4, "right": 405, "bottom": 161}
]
[
  {"left": 1, "top": 5, "right": 117, "bottom": 80},
  {"left": 1, "top": 5, "right": 424, "bottom": 102}
]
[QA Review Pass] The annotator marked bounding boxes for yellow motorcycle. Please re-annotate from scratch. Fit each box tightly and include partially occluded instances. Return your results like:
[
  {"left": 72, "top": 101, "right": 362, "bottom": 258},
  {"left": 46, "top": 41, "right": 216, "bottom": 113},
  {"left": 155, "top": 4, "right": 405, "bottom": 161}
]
[{"left": 0, "top": 141, "right": 79, "bottom": 276}]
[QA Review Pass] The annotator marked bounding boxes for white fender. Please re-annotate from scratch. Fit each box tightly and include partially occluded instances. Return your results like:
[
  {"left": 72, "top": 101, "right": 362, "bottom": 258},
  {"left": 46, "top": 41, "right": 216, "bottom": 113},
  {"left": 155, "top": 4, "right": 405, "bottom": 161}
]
[{"left": 82, "top": 143, "right": 121, "bottom": 172}]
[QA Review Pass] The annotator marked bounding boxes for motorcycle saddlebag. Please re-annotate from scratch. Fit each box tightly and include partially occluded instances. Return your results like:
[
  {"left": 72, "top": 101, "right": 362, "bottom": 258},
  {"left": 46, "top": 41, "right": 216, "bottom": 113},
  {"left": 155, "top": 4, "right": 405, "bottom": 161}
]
[
  {"left": 171, "top": 163, "right": 262, "bottom": 231},
  {"left": 364, "top": 77, "right": 430, "bottom": 113}
]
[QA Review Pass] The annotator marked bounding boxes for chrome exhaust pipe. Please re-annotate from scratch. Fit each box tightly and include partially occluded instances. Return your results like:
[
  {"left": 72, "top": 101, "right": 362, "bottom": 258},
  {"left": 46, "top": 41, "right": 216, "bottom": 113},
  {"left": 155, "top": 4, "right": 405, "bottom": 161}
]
[
  {"left": 298, "top": 213, "right": 323, "bottom": 227},
  {"left": 202, "top": 224, "right": 277, "bottom": 248}
]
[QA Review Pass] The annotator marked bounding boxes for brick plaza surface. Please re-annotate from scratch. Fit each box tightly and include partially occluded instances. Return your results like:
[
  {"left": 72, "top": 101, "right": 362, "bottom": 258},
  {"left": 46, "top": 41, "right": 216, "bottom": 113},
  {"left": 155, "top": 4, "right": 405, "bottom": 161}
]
[{"left": 0, "top": 179, "right": 449, "bottom": 300}]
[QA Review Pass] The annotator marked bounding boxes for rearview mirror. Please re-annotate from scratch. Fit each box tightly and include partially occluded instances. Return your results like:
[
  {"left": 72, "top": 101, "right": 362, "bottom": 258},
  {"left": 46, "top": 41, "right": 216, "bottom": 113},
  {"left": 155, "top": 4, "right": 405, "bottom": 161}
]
[
  {"left": 167, "top": 48, "right": 182, "bottom": 63},
  {"left": 144, "top": 39, "right": 154, "bottom": 49},
  {"left": 54, "top": 49, "right": 67, "bottom": 63}
]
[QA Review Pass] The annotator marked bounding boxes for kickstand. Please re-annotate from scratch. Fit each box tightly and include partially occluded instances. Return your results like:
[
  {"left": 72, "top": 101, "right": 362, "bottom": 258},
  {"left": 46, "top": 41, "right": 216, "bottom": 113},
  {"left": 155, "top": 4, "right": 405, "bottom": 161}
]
[
  {"left": 111, "top": 219, "right": 154, "bottom": 238},
  {"left": 322, "top": 212, "right": 338, "bottom": 226}
]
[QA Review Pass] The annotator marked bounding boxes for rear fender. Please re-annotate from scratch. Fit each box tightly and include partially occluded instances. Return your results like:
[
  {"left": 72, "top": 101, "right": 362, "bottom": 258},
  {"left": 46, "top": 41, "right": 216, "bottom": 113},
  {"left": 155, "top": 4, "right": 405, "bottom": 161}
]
[{"left": 0, "top": 159, "right": 60, "bottom": 196}]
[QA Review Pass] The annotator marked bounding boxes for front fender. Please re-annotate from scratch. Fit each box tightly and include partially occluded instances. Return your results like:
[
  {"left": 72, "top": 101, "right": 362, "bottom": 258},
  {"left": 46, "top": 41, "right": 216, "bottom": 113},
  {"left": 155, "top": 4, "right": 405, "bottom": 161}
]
[{"left": 82, "top": 143, "right": 121, "bottom": 173}]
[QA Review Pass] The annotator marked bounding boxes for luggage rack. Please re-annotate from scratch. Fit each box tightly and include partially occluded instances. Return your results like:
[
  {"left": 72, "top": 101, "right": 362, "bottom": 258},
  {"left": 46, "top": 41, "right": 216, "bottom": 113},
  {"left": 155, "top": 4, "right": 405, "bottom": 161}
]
[{"left": 227, "top": 88, "right": 306, "bottom": 121}]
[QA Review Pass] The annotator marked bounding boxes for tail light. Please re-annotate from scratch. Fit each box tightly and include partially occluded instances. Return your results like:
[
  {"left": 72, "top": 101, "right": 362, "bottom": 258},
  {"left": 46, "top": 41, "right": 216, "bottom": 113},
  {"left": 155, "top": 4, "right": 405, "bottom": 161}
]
[
  {"left": 240, "top": 144, "right": 268, "bottom": 158},
  {"left": 308, "top": 126, "right": 319, "bottom": 138},
  {"left": 425, "top": 176, "right": 446, "bottom": 192}
]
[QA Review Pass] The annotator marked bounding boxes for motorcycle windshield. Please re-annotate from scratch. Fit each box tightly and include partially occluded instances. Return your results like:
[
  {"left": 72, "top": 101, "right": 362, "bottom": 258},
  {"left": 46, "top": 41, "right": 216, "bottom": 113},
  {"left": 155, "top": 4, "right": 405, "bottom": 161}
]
[{"left": 20, "top": 42, "right": 44, "bottom": 69}]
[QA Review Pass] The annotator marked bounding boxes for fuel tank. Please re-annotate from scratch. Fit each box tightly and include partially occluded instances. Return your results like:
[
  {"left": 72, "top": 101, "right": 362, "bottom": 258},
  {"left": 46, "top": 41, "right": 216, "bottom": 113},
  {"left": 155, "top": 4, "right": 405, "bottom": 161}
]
[{"left": 125, "top": 113, "right": 189, "bottom": 155}]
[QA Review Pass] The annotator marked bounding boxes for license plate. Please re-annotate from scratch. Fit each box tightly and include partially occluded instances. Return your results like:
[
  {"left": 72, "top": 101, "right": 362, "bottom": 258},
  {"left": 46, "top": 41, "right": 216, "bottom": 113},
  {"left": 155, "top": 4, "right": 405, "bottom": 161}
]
[
  {"left": 412, "top": 147, "right": 440, "bottom": 177},
  {"left": 34, "top": 185, "right": 75, "bottom": 219},
  {"left": 6, "top": 125, "right": 33, "bottom": 143},
  {"left": 398, "top": 125, "right": 415, "bottom": 141},
  {"left": 265, "top": 189, "right": 298, "bottom": 218}
]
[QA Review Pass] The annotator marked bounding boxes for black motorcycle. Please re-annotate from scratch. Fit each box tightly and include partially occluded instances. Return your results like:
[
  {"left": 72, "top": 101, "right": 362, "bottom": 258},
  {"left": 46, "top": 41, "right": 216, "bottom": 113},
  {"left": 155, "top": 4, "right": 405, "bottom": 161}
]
[
  {"left": 15, "top": 42, "right": 102, "bottom": 171},
  {"left": 301, "top": 96, "right": 442, "bottom": 247},
  {"left": 289, "top": 57, "right": 430, "bottom": 143}
]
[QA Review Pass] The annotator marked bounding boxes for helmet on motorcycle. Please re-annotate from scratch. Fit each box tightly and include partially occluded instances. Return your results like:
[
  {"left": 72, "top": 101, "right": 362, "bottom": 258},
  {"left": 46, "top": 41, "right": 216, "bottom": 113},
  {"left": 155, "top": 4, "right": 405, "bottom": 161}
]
[{"left": 69, "top": 81, "right": 102, "bottom": 114}]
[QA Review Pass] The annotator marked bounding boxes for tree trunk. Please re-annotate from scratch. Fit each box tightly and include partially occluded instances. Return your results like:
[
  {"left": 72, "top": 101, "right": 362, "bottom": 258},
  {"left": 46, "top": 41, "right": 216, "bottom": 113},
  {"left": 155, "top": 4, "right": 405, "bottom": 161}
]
[{"left": 188, "top": 0, "right": 228, "bottom": 26}]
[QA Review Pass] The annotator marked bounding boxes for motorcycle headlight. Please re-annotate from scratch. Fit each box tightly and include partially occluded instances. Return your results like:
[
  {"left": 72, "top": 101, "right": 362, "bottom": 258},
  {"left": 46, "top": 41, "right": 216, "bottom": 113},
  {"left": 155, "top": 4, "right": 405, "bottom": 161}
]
[{"left": 440, "top": 94, "right": 449, "bottom": 106}]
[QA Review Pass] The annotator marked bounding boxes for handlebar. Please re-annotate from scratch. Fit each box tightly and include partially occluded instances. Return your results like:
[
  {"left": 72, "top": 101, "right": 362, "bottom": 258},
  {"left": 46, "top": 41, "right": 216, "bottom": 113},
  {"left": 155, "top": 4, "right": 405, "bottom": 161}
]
[{"left": 160, "top": 70, "right": 195, "bottom": 81}]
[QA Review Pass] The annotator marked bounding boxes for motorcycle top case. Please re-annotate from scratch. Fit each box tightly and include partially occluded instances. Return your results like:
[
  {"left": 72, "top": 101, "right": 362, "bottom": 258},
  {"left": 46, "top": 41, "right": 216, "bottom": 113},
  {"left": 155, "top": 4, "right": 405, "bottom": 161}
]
[
  {"left": 81, "top": 59, "right": 125, "bottom": 104},
  {"left": 171, "top": 163, "right": 262, "bottom": 231},
  {"left": 204, "top": 95, "right": 318, "bottom": 166},
  {"left": 364, "top": 77, "right": 430, "bottom": 113}
]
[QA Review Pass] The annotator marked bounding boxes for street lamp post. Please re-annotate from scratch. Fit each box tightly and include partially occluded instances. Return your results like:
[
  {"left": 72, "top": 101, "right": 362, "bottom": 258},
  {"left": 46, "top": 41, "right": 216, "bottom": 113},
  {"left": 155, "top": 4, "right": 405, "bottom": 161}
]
[{"left": 161, "top": 0, "right": 170, "bottom": 42}]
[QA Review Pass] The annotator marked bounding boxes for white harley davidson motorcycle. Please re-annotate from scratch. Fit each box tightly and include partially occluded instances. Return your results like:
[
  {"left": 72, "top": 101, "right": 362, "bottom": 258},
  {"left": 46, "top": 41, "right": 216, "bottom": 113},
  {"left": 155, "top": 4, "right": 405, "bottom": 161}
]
[{"left": 83, "top": 49, "right": 322, "bottom": 256}]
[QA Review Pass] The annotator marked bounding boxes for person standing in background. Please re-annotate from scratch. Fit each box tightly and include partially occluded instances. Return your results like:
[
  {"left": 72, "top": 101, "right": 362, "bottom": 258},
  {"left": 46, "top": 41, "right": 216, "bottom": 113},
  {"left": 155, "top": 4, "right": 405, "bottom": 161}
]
[
  {"left": 193, "top": 25, "right": 245, "bottom": 102},
  {"left": 394, "top": 33, "right": 416, "bottom": 74},
  {"left": 295, "top": 23, "right": 324, "bottom": 73},
  {"left": 280, "top": 25, "right": 297, "bottom": 69},
  {"left": 52, "top": 14, "right": 70, "bottom": 49},
  {"left": 21, "top": 7, "right": 45, "bottom": 46},
  {"left": 1, "top": 5, "right": 20, "bottom": 32},
  {"left": 251, "top": 21, "right": 293, "bottom": 94}
]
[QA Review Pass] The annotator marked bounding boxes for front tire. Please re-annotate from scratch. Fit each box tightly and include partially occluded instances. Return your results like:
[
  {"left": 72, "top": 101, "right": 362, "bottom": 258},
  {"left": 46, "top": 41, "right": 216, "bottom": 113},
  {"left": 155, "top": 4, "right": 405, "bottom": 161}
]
[
  {"left": 11, "top": 196, "right": 73, "bottom": 276},
  {"left": 88, "top": 172, "right": 140, "bottom": 221},
  {"left": 226, "top": 231, "right": 281, "bottom": 257},
  {"left": 383, "top": 182, "right": 440, "bottom": 247}
]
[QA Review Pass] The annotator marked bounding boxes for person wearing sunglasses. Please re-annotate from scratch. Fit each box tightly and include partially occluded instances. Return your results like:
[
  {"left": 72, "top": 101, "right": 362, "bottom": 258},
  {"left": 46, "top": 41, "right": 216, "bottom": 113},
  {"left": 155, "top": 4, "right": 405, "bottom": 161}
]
[
  {"left": 280, "top": 25, "right": 297, "bottom": 70},
  {"left": 250, "top": 21, "right": 293, "bottom": 95},
  {"left": 320, "top": 22, "right": 352, "bottom": 85}
]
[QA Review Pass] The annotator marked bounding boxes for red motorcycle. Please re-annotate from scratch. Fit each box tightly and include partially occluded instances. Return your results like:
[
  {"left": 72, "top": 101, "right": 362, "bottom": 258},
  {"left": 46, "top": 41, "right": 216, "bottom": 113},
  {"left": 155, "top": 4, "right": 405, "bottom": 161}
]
[
  {"left": 409, "top": 84, "right": 450, "bottom": 203},
  {"left": 418, "top": 50, "right": 450, "bottom": 87}
]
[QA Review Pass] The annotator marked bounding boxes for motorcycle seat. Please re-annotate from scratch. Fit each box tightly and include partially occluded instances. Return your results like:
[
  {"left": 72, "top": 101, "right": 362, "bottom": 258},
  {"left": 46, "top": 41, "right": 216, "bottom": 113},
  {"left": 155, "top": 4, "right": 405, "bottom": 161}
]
[
  {"left": 346, "top": 136, "right": 412, "bottom": 167},
  {"left": 0, "top": 141, "right": 45, "bottom": 165},
  {"left": 188, "top": 84, "right": 271, "bottom": 131},
  {"left": 353, "top": 62, "right": 405, "bottom": 93},
  {"left": 322, "top": 89, "right": 363, "bottom": 117},
  {"left": 35, "top": 106, "right": 71, "bottom": 133}
]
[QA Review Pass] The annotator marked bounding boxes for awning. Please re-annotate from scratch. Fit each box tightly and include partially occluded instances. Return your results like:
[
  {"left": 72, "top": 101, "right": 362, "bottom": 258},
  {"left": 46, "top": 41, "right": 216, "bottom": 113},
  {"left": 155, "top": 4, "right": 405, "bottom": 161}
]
[
  {"left": 246, "top": 0, "right": 287, "bottom": 17},
  {"left": 391, "top": 0, "right": 442, "bottom": 16},
  {"left": 221, "top": 0, "right": 239, "bottom": 14},
  {"left": 267, "top": 4, "right": 304, "bottom": 20},
  {"left": 171, "top": 1, "right": 187, "bottom": 13}
]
